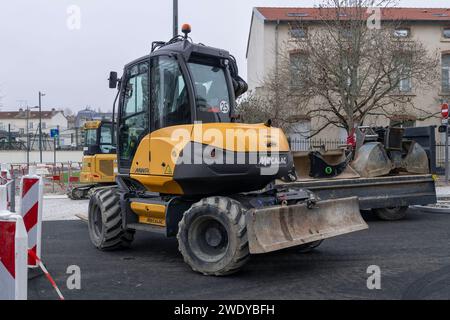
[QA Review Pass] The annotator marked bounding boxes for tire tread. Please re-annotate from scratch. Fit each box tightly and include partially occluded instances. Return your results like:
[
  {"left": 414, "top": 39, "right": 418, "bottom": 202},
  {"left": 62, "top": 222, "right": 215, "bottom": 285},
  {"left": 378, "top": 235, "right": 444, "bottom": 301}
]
[
  {"left": 88, "top": 187, "right": 134, "bottom": 250},
  {"left": 177, "top": 196, "right": 250, "bottom": 276}
]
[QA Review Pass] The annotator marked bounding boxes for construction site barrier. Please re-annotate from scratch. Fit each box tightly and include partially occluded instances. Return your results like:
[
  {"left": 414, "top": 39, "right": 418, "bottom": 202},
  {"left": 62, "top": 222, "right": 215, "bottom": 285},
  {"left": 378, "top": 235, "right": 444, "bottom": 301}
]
[
  {"left": 19, "top": 166, "right": 44, "bottom": 268},
  {"left": 0, "top": 185, "right": 28, "bottom": 300}
]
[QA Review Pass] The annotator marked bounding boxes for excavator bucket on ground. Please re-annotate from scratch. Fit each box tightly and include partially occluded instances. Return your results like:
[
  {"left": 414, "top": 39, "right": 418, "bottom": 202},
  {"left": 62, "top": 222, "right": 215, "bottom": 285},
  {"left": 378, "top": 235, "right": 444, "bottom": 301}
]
[
  {"left": 351, "top": 142, "right": 392, "bottom": 178},
  {"left": 402, "top": 141, "right": 430, "bottom": 174},
  {"left": 246, "top": 197, "right": 367, "bottom": 254},
  {"left": 293, "top": 150, "right": 360, "bottom": 180},
  {"left": 351, "top": 141, "right": 429, "bottom": 178}
]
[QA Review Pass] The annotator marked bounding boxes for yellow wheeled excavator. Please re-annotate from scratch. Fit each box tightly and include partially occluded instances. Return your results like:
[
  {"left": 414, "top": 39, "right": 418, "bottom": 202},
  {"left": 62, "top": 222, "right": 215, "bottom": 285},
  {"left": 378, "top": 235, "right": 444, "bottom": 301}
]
[
  {"left": 87, "top": 25, "right": 367, "bottom": 275},
  {"left": 68, "top": 120, "right": 117, "bottom": 200}
]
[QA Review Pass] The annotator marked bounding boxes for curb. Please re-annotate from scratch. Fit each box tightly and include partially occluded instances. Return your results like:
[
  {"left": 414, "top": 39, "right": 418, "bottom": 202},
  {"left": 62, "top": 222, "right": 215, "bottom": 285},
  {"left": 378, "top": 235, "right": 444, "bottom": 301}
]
[
  {"left": 43, "top": 195, "right": 68, "bottom": 200},
  {"left": 412, "top": 204, "right": 450, "bottom": 214}
]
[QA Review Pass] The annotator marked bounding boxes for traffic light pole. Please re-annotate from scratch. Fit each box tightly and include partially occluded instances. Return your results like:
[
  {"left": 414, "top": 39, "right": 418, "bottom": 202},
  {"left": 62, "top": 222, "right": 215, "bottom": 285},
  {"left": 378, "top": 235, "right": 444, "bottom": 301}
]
[{"left": 446, "top": 125, "right": 449, "bottom": 183}]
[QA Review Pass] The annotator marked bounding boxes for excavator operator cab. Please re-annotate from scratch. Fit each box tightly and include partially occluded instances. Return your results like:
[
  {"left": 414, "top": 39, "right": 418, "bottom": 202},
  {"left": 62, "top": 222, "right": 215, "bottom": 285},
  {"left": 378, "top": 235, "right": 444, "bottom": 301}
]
[
  {"left": 83, "top": 121, "right": 116, "bottom": 156},
  {"left": 111, "top": 30, "right": 248, "bottom": 172}
]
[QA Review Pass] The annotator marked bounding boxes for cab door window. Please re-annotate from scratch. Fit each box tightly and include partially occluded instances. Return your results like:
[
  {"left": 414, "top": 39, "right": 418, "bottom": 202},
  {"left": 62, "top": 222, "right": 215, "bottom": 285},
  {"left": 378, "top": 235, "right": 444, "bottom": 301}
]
[
  {"left": 99, "top": 123, "right": 114, "bottom": 154},
  {"left": 119, "top": 62, "right": 149, "bottom": 164},
  {"left": 151, "top": 56, "right": 191, "bottom": 130}
]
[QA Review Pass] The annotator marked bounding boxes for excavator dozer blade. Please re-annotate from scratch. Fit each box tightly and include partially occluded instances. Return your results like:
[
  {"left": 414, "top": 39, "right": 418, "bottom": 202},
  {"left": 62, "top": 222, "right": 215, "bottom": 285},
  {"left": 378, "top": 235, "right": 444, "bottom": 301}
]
[{"left": 246, "top": 197, "right": 367, "bottom": 254}]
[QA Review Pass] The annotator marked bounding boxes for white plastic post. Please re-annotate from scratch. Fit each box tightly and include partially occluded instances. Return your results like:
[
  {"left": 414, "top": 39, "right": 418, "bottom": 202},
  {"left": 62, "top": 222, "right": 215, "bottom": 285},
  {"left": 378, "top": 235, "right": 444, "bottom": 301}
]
[
  {"left": 28, "top": 166, "right": 37, "bottom": 176},
  {"left": 0, "top": 186, "right": 28, "bottom": 300},
  {"left": 19, "top": 165, "right": 44, "bottom": 268},
  {"left": 0, "top": 163, "right": 14, "bottom": 211},
  {"left": 0, "top": 185, "right": 7, "bottom": 211},
  {"left": 0, "top": 163, "right": 8, "bottom": 185}
]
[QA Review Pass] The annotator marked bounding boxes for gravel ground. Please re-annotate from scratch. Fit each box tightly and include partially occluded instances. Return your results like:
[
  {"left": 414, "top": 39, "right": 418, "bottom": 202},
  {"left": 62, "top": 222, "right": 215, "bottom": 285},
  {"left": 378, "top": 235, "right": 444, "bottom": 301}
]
[
  {"left": 12, "top": 195, "right": 88, "bottom": 221},
  {"left": 41, "top": 196, "right": 88, "bottom": 221}
]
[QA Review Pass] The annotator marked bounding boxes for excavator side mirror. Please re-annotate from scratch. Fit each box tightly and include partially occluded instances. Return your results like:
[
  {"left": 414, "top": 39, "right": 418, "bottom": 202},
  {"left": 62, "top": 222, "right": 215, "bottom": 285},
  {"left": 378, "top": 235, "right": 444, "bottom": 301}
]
[{"left": 109, "top": 71, "right": 118, "bottom": 89}]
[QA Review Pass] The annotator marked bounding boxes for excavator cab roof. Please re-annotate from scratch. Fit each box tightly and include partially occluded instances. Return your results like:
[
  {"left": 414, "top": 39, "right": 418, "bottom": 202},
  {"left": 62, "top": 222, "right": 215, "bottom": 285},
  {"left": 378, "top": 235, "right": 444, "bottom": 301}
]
[
  {"left": 126, "top": 24, "right": 230, "bottom": 71},
  {"left": 83, "top": 120, "right": 103, "bottom": 130},
  {"left": 151, "top": 39, "right": 230, "bottom": 61},
  {"left": 122, "top": 35, "right": 246, "bottom": 98}
]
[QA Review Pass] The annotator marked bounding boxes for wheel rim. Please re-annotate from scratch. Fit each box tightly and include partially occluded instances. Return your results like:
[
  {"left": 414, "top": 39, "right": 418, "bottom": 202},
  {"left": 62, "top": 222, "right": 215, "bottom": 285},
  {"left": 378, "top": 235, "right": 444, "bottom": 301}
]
[
  {"left": 92, "top": 205, "right": 103, "bottom": 238},
  {"left": 188, "top": 215, "right": 229, "bottom": 263},
  {"left": 75, "top": 190, "right": 84, "bottom": 198}
]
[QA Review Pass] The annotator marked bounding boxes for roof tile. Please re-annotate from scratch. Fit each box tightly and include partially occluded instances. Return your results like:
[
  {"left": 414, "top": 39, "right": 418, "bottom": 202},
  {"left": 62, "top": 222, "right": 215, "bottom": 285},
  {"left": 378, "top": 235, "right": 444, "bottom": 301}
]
[
  {"left": 255, "top": 7, "right": 450, "bottom": 22},
  {"left": 0, "top": 111, "right": 63, "bottom": 120}
]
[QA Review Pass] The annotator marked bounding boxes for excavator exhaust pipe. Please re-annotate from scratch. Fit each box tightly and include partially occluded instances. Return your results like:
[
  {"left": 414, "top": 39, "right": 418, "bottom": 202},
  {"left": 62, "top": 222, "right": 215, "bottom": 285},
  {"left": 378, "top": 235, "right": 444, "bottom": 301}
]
[{"left": 246, "top": 197, "right": 367, "bottom": 254}]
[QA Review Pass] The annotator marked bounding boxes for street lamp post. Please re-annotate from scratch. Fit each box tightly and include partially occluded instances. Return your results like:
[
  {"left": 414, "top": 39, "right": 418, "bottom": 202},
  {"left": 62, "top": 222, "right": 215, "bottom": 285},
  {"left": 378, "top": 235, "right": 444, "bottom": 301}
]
[
  {"left": 173, "top": 0, "right": 178, "bottom": 37},
  {"left": 38, "top": 91, "right": 45, "bottom": 163},
  {"left": 26, "top": 106, "right": 38, "bottom": 168}
]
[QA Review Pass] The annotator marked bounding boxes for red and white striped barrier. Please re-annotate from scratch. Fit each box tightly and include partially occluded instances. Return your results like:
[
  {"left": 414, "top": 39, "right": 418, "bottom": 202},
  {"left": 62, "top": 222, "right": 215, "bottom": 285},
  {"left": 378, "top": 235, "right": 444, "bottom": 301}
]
[
  {"left": 19, "top": 166, "right": 44, "bottom": 268},
  {"left": 0, "top": 185, "right": 28, "bottom": 300},
  {"left": 28, "top": 250, "right": 65, "bottom": 300}
]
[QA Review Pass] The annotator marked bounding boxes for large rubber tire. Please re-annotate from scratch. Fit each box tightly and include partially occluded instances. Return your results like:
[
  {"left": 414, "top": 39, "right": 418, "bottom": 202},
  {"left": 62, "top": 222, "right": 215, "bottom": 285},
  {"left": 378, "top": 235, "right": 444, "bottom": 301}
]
[
  {"left": 177, "top": 197, "right": 250, "bottom": 276},
  {"left": 88, "top": 187, "right": 135, "bottom": 250},
  {"left": 373, "top": 206, "right": 408, "bottom": 221}
]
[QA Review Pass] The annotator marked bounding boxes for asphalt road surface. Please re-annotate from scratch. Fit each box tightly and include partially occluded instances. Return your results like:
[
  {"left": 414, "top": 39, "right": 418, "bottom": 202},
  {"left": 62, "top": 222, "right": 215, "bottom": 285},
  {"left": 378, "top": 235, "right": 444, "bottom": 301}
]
[{"left": 28, "top": 209, "right": 450, "bottom": 300}]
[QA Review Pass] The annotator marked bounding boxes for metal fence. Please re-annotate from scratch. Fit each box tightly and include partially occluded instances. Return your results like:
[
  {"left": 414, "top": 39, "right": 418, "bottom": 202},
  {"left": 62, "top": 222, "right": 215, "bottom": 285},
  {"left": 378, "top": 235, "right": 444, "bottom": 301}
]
[
  {"left": 0, "top": 131, "right": 84, "bottom": 151},
  {"left": 4, "top": 162, "right": 83, "bottom": 195},
  {"left": 288, "top": 138, "right": 347, "bottom": 152},
  {"left": 289, "top": 138, "right": 448, "bottom": 173},
  {"left": 435, "top": 143, "right": 448, "bottom": 169},
  {"left": 2, "top": 135, "right": 449, "bottom": 173}
]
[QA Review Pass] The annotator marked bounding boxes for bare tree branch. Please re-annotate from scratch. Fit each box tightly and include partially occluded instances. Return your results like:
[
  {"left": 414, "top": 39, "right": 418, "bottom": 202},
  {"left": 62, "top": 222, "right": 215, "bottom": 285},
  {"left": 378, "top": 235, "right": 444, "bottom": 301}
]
[{"left": 239, "top": 0, "right": 440, "bottom": 138}]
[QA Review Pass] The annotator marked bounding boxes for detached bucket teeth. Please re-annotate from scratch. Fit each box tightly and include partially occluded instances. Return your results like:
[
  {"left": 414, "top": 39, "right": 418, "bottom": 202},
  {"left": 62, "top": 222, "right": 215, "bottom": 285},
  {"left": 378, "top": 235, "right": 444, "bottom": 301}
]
[{"left": 246, "top": 197, "right": 367, "bottom": 254}]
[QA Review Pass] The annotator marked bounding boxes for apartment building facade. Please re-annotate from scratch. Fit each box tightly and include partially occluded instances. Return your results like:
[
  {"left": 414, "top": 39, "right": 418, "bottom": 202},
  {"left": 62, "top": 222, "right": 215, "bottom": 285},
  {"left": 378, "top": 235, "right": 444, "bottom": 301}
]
[
  {"left": 246, "top": 7, "right": 450, "bottom": 141},
  {"left": 0, "top": 108, "right": 68, "bottom": 135}
]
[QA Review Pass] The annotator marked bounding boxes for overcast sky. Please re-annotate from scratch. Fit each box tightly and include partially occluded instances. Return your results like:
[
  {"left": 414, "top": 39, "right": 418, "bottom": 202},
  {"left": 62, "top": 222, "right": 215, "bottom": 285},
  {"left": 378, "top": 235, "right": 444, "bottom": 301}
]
[{"left": 0, "top": 0, "right": 448, "bottom": 112}]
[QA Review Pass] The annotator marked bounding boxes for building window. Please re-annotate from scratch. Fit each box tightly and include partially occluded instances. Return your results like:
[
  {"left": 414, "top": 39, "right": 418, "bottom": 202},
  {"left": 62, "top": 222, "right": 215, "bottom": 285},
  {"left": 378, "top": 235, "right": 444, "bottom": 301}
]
[
  {"left": 290, "top": 27, "right": 307, "bottom": 39},
  {"left": 29, "top": 122, "right": 33, "bottom": 129},
  {"left": 289, "top": 52, "right": 308, "bottom": 87},
  {"left": 42, "top": 122, "right": 47, "bottom": 129},
  {"left": 287, "top": 12, "right": 309, "bottom": 18},
  {"left": 19, "top": 128, "right": 25, "bottom": 135},
  {"left": 443, "top": 28, "right": 450, "bottom": 39},
  {"left": 395, "top": 54, "right": 412, "bottom": 93},
  {"left": 399, "top": 77, "right": 412, "bottom": 93},
  {"left": 0, "top": 123, "right": 4, "bottom": 131},
  {"left": 393, "top": 28, "right": 411, "bottom": 38},
  {"left": 287, "top": 118, "right": 312, "bottom": 151},
  {"left": 443, "top": 54, "right": 450, "bottom": 93},
  {"left": 341, "top": 28, "right": 353, "bottom": 39}
]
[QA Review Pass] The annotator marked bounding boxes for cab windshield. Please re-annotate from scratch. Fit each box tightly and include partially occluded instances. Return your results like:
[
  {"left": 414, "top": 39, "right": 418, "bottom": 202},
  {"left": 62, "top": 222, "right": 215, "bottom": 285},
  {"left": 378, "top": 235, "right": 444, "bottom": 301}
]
[
  {"left": 188, "top": 62, "right": 232, "bottom": 123},
  {"left": 84, "top": 124, "right": 114, "bottom": 154},
  {"left": 84, "top": 129, "right": 97, "bottom": 147}
]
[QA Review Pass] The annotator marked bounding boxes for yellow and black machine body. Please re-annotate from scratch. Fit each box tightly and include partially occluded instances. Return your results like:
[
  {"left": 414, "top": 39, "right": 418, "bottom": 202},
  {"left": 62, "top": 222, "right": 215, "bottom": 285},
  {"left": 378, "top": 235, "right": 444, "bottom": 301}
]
[
  {"left": 68, "top": 120, "right": 117, "bottom": 200},
  {"left": 87, "top": 26, "right": 367, "bottom": 275}
]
